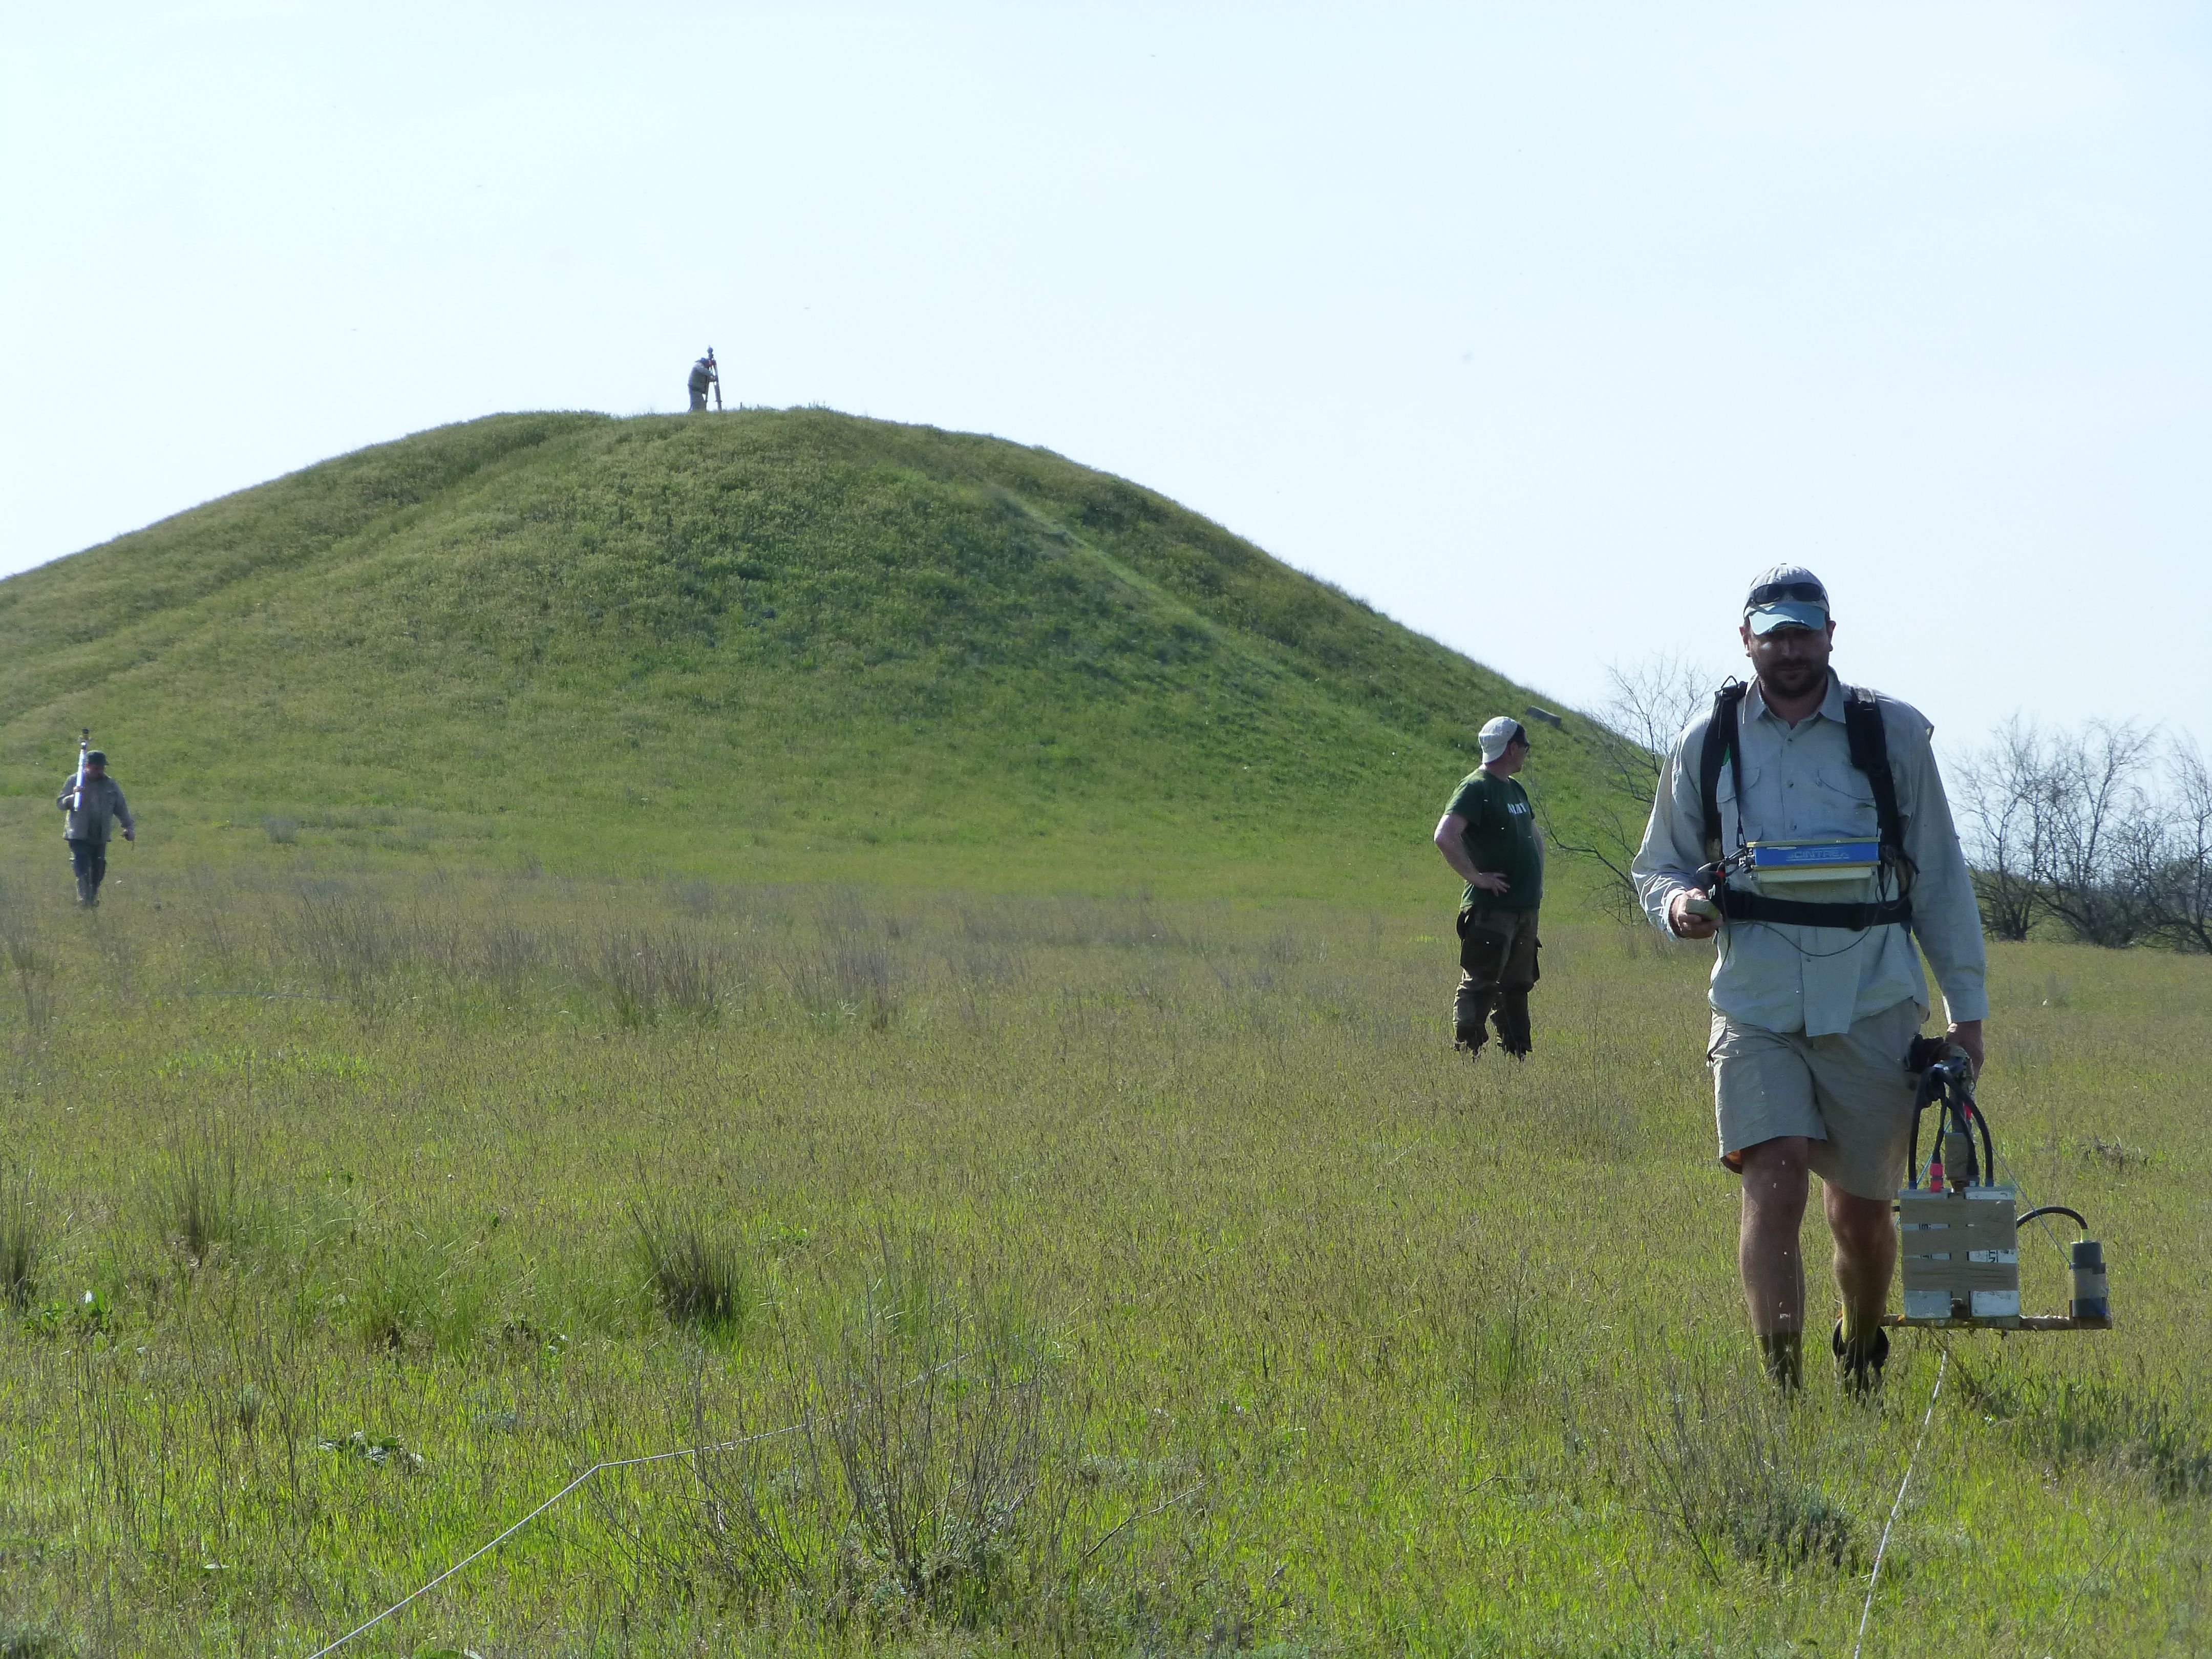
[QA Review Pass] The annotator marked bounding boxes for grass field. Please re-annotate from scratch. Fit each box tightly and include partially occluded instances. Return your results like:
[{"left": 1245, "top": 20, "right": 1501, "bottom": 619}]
[
  {"left": 0, "top": 410, "right": 1612, "bottom": 904},
  {"left": 1, "top": 854, "right": 2206, "bottom": 1657}
]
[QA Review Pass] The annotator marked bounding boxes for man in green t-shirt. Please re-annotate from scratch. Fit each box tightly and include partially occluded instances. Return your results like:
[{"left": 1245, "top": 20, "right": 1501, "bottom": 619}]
[{"left": 1432, "top": 716, "right": 1544, "bottom": 1059}]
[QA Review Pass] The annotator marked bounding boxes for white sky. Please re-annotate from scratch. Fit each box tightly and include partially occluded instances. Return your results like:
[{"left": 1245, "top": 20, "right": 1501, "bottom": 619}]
[{"left": 5, "top": 3, "right": 2207, "bottom": 754}]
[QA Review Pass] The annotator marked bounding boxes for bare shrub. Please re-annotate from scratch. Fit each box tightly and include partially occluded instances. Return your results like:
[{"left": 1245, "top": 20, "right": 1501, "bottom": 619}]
[
  {"left": 588, "top": 928, "right": 722, "bottom": 1026},
  {"left": 630, "top": 1203, "right": 749, "bottom": 1334},
  {"left": 291, "top": 888, "right": 400, "bottom": 999},
  {"left": 1641, "top": 1359, "right": 1863, "bottom": 1578},
  {"left": 1955, "top": 718, "right": 2051, "bottom": 942},
  {"left": 784, "top": 941, "right": 902, "bottom": 1031},
  {"left": 1956, "top": 718, "right": 2205, "bottom": 948},
  {"left": 2126, "top": 738, "right": 2212, "bottom": 953},
  {"left": 1546, "top": 655, "right": 1714, "bottom": 919},
  {"left": 476, "top": 917, "right": 544, "bottom": 1003},
  {"left": 2032, "top": 720, "right": 2156, "bottom": 947},
  {"left": 262, "top": 817, "right": 299, "bottom": 844},
  {"left": 696, "top": 1249, "right": 1055, "bottom": 1627}
]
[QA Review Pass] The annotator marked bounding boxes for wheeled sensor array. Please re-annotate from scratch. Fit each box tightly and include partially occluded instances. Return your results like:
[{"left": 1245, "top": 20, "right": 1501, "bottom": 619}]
[{"left": 1886, "top": 1048, "right": 2111, "bottom": 1333}]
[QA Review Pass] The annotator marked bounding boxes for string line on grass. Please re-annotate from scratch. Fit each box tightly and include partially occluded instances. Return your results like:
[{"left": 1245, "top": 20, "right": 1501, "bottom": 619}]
[
  {"left": 1852, "top": 1342, "right": 1948, "bottom": 1659},
  {"left": 301, "top": 1350, "right": 972, "bottom": 1659},
  {"left": 301, "top": 1420, "right": 805, "bottom": 1659}
]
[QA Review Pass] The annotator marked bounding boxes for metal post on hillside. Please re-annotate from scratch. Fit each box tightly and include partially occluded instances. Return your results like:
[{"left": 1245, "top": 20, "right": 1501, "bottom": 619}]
[{"left": 711, "top": 347, "right": 721, "bottom": 411}]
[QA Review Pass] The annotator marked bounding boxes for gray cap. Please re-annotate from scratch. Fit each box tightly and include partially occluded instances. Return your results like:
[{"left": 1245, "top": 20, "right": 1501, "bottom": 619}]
[{"left": 1743, "top": 563, "right": 1831, "bottom": 635}]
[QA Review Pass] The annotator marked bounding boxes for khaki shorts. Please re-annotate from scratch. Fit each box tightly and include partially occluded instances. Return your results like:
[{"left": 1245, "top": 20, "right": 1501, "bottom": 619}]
[{"left": 1707, "top": 999, "right": 1926, "bottom": 1201}]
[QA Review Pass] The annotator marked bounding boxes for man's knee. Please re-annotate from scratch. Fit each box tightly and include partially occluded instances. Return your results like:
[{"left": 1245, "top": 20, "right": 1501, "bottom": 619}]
[
  {"left": 1739, "top": 1137, "right": 1812, "bottom": 1212},
  {"left": 1824, "top": 1187, "right": 1893, "bottom": 1253}
]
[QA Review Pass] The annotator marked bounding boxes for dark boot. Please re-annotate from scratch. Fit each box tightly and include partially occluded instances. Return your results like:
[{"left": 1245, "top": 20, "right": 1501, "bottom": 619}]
[
  {"left": 1494, "top": 991, "right": 1533, "bottom": 1058},
  {"left": 1758, "top": 1330, "right": 1803, "bottom": 1395},
  {"left": 1832, "top": 1320, "right": 1890, "bottom": 1397},
  {"left": 1453, "top": 1027, "right": 1485, "bottom": 1060}
]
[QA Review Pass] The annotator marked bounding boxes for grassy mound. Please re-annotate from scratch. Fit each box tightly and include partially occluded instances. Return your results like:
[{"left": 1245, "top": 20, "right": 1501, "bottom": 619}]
[{"left": 0, "top": 410, "right": 1605, "bottom": 899}]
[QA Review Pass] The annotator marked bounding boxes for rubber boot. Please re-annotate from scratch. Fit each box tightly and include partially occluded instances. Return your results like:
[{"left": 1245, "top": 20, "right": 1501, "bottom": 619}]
[
  {"left": 1832, "top": 1320, "right": 1890, "bottom": 1398},
  {"left": 1758, "top": 1330, "right": 1803, "bottom": 1395}
]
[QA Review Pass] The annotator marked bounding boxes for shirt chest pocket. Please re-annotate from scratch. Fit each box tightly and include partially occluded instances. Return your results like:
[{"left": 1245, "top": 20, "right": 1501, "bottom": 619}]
[
  {"left": 1809, "top": 764, "right": 1881, "bottom": 837},
  {"left": 1713, "top": 762, "right": 1763, "bottom": 843}
]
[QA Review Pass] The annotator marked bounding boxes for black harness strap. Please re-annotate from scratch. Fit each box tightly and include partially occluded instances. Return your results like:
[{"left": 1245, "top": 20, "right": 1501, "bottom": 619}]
[
  {"left": 1843, "top": 684, "right": 1910, "bottom": 875},
  {"left": 1717, "top": 889, "right": 1914, "bottom": 929},
  {"left": 1696, "top": 680, "right": 1748, "bottom": 866},
  {"left": 1696, "top": 676, "right": 1913, "bottom": 932}
]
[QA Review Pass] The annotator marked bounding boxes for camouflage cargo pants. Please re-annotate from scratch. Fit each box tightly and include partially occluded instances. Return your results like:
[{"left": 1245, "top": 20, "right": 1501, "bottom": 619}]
[{"left": 1452, "top": 904, "right": 1540, "bottom": 1057}]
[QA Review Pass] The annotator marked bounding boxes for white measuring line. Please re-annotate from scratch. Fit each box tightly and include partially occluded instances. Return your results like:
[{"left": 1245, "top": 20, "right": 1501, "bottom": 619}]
[
  {"left": 301, "top": 1350, "right": 975, "bottom": 1659},
  {"left": 301, "top": 1419, "right": 803, "bottom": 1659},
  {"left": 1852, "top": 1343, "right": 1948, "bottom": 1659}
]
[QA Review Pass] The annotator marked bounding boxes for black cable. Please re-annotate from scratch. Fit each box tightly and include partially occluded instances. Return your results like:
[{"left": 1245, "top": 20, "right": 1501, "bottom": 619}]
[{"left": 2017, "top": 1205, "right": 2088, "bottom": 1232}]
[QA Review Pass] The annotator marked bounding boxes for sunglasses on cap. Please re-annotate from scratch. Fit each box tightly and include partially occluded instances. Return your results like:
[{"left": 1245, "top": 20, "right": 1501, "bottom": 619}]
[{"left": 1747, "top": 580, "right": 1828, "bottom": 609}]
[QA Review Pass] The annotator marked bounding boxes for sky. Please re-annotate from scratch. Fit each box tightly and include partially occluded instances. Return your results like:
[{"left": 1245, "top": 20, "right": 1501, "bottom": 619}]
[{"left": 5, "top": 2, "right": 2207, "bottom": 757}]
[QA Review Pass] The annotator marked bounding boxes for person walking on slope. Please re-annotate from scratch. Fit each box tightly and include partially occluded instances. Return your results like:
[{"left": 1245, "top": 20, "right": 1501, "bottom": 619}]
[
  {"left": 1434, "top": 716, "right": 1543, "bottom": 1060},
  {"left": 687, "top": 350, "right": 719, "bottom": 412},
  {"left": 1631, "top": 566, "right": 1987, "bottom": 1397},
  {"left": 57, "top": 750, "right": 134, "bottom": 907}
]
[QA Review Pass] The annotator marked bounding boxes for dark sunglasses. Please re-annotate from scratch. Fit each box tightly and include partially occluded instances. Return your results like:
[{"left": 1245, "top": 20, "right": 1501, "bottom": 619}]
[{"left": 1748, "top": 580, "right": 1828, "bottom": 608}]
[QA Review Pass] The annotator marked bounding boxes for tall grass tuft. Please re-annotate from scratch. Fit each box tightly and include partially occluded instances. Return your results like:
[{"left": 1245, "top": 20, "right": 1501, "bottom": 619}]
[
  {"left": 590, "top": 929, "right": 722, "bottom": 1026},
  {"left": 0, "top": 1165, "right": 43, "bottom": 1313},
  {"left": 163, "top": 1117, "right": 252, "bottom": 1267},
  {"left": 292, "top": 888, "right": 398, "bottom": 1003},
  {"left": 1641, "top": 1360, "right": 1863, "bottom": 1578},
  {"left": 630, "top": 1203, "right": 749, "bottom": 1334},
  {"left": 0, "top": 884, "right": 56, "bottom": 1046},
  {"left": 1958, "top": 1359, "right": 2212, "bottom": 1500},
  {"left": 697, "top": 1245, "right": 1055, "bottom": 1628}
]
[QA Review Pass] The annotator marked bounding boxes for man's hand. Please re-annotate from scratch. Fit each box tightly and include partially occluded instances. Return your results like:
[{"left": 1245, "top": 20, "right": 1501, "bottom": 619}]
[
  {"left": 1467, "top": 870, "right": 1510, "bottom": 897},
  {"left": 122, "top": 828, "right": 134, "bottom": 841},
  {"left": 1945, "top": 1018, "right": 1984, "bottom": 1075},
  {"left": 1668, "top": 888, "right": 1719, "bottom": 940}
]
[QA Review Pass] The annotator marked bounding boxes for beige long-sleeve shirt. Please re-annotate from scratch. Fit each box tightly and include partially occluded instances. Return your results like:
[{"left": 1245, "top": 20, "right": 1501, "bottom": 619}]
[{"left": 1630, "top": 674, "right": 1988, "bottom": 1038}]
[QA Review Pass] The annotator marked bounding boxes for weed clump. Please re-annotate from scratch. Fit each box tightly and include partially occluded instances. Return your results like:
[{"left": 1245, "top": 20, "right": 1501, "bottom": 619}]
[
  {"left": 1961, "top": 1361, "right": 2212, "bottom": 1500},
  {"left": 695, "top": 1246, "right": 1055, "bottom": 1630},
  {"left": 1642, "top": 1362, "right": 1864, "bottom": 1578},
  {"left": 162, "top": 1118, "right": 253, "bottom": 1267},
  {"left": 589, "top": 929, "right": 722, "bottom": 1026},
  {"left": 0, "top": 1165, "right": 44, "bottom": 1312},
  {"left": 631, "top": 1203, "right": 749, "bottom": 1334}
]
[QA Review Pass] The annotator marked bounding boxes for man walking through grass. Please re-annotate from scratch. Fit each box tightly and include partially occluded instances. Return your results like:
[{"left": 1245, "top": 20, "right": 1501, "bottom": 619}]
[
  {"left": 1631, "top": 565, "right": 1987, "bottom": 1396},
  {"left": 57, "top": 750, "right": 134, "bottom": 908},
  {"left": 1434, "top": 716, "right": 1543, "bottom": 1060}
]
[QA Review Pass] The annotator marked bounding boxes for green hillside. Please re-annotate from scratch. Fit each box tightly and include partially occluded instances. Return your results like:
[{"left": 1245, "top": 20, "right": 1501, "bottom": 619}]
[{"left": 0, "top": 410, "right": 1607, "bottom": 900}]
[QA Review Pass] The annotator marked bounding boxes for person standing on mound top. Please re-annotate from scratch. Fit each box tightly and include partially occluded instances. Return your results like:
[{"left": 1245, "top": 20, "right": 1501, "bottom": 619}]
[
  {"left": 1631, "top": 565, "right": 1987, "bottom": 1398},
  {"left": 1433, "top": 716, "right": 1543, "bottom": 1061},
  {"left": 687, "top": 349, "right": 719, "bottom": 412},
  {"left": 57, "top": 750, "right": 134, "bottom": 908}
]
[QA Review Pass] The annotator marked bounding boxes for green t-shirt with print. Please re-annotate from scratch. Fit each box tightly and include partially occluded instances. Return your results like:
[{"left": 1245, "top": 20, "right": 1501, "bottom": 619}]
[{"left": 1444, "top": 770, "right": 1542, "bottom": 911}]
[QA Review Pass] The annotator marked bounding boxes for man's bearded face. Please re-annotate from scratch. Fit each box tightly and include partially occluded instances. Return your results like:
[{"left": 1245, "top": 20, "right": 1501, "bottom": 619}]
[{"left": 1741, "top": 621, "right": 1835, "bottom": 701}]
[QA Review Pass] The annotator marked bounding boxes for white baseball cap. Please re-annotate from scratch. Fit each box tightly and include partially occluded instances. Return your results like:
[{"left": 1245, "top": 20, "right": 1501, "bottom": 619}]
[{"left": 1478, "top": 716, "right": 1528, "bottom": 761}]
